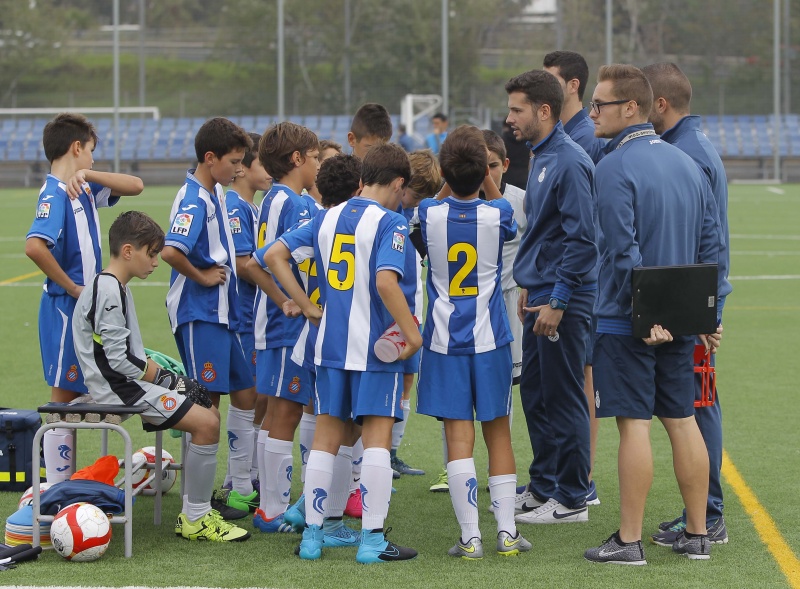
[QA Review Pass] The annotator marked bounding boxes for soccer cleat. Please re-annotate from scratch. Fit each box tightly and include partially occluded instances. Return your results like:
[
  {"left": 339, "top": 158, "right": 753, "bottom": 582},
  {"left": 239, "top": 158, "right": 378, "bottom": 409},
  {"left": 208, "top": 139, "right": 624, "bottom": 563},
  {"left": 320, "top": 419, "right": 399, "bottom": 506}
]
[
  {"left": 584, "top": 531, "right": 647, "bottom": 566},
  {"left": 391, "top": 454, "right": 425, "bottom": 476},
  {"left": 253, "top": 509, "right": 294, "bottom": 533},
  {"left": 514, "top": 497, "right": 588, "bottom": 524},
  {"left": 344, "top": 488, "right": 362, "bottom": 518},
  {"left": 322, "top": 517, "right": 360, "bottom": 547},
  {"left": 586, "top": 480, "right": 601, "bottom": 506},
  {"left": 393, "top": 469, "right": 401, "bottom": 480},
  {"left": 174, "top": 514, "right": 183, "bottom": 537},
  {"left": 356, "top": 528, "right": 418, "bottom": 564},
  {"left": 447, "top": 536, "right": 483, "bottom": 560},
  {"left": 210, "top": 489, "right": 249, "bottom": 521},
  {"left": 429, "top": 469, "right": 449, "bottom": 493},
  {"left": 496, "top": 530, "right": 532, "bottom": 556},
  {"left": 178, "top": 510, "right": 251, "bottom": 542},
  {"left": 298, "top": 524, "right": 324, "bottom": 560},
  {"left": 225, "top": 489, "right": 260, "bottom": 513},
  {"left": 658, "top": 515, "right": 682, "bottom": 531},
  {"left": 284, "top": 494, "right": 306, "bottom": 533},
  {"left": 650, "top": 519, "right": 686, "bottom": 546},
  {"left": 672, "top": 532, "right": 711, "bottom": 560}
]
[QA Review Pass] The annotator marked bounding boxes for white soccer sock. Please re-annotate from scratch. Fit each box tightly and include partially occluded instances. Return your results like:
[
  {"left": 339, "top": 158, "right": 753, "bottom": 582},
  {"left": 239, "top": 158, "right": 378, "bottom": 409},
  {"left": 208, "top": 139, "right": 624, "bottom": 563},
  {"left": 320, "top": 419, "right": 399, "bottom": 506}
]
[
  {"left": 326, "top": 445, "right": 353, "bottom": 519},
  {"left": 227, "top": 406, "right": 255, "bottom": 496},
  {"left": 298, "top": 413, "right": 317, "bottom": 483},
  {"left": 303, "top": 450, "right": 335, "bottom": 527},
  {"left": 349, "top": 437, "right": 364, "bottom": 493},
  {"left": 391, "top": 399, "right": 411, "bottom": 450},
  {"left": 257, "top": 429, "right": 270, "bottom": 511},
  {"left": 447, "top": 458, "right": 480, "bottom": 540},
  {"left": 263, "top": 437, "right": 293, "bottom": 518},
  {"left": 183, "top": 442, "right": 218, "bottom": 521},
  {"left": 361, "top": 447, "right": 393, "bottom": 530},
  {"left": 44, "top": 428, "right": 74, "bottom": 483},
  {"left": 441, "top": 423, "right": 448, "bottom": 468},
  {"left": 251, "top": 423, "right": 261, "bottom": 482},
  {"left": 489, "top": 474, "right": 517, "bottom": 535}
]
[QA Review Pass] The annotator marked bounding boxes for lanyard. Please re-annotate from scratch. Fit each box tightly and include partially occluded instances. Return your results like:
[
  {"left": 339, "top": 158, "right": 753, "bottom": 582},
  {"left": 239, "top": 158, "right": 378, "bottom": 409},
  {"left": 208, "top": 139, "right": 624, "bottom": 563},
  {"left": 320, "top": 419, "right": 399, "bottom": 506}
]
[{"left": 616, "top": 129, "right": 657, "bottom": 149}]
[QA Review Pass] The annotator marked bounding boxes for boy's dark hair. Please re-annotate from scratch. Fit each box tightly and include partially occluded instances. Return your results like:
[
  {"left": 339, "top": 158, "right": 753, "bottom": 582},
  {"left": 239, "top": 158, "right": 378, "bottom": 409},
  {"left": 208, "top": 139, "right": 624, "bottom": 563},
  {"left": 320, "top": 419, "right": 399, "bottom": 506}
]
[
  {"left": 242, "top": 132, "right": 262, "bottom": 168},
  {"left": 108, "top": 211, "right": 165, "bottom": 257},
  {"left": 439, "top": 125, "right": 487, "bottom": 197},
  {"left": 43, "top": 113, "right": 99, "bottom": 164},
  {"left": 316, "top": 154, "right": 362, "bottom": 208},
  {"left": 482, "top": 129, "right": 507, "bottom": 161},
  {"left": 408, "top": 149, "right": 442, "bottom": 197},
  {"left": 641, "top": 62, "right": 692, "bottom": 113},
  {"left": 319, "top": 139, "right": 343, "bottom": 154},
  {"left": 432, "top": 112, "right": 448, "bottom": 122},
  {"left": 543, "top": 50, "right": 590, "bottom": 101},
  {"left": 361, "top": 143, "right": 411, "bottom": 187},
  {"left": 350, "top": 103, "right": 392, "bottom": 141},
  {"left": 505, "top": 70, "right": 564, "bottom": 121},
  {"left": 194, "top": 117, "right": 253, "bottom": 163},
  {"left": 259, "top": 122, "right": 319, "bottom": 180}
]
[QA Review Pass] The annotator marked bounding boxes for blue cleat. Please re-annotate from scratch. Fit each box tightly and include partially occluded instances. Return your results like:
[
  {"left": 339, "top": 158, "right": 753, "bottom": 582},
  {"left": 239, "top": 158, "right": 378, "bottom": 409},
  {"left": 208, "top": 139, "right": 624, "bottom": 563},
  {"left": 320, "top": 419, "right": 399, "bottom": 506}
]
[
  {"left": 253, "top": 509, "right": 294, "bottom": 533},
  {"left": 298, "top": 524, "right": 324, "bottom": 560},
  {"left": 284, "top": 494, "right": 306, "bottom": 533},
  {"left": 322, "top": 517, "right": 360, "bottom": 547},
  {"left": 356, "top": 527, "right": 417, "bottom": 564}
]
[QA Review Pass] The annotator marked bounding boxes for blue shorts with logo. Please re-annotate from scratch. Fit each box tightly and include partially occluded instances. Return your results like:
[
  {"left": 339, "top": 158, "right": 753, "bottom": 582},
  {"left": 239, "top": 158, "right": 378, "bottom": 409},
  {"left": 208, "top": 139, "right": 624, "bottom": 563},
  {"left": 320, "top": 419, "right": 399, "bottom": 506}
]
[
  {"left": 39, "top": 293, "right": 88, "bottom": 394},
  {"left": 256, "top": 346, "right": 312, "bottom": 405},
  {"left": 315, "top": 366, "right": 402, "bottom": 424},
  {"left": 174, "top": 321, "right": 253, "bottom": 394}
]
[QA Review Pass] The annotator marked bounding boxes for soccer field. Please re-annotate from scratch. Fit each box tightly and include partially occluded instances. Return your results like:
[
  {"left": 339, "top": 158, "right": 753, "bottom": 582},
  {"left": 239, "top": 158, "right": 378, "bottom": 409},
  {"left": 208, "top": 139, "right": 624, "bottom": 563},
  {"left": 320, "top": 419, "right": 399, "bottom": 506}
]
[{"left": 0, "top": 183, "right": 798, "bottom": 588}]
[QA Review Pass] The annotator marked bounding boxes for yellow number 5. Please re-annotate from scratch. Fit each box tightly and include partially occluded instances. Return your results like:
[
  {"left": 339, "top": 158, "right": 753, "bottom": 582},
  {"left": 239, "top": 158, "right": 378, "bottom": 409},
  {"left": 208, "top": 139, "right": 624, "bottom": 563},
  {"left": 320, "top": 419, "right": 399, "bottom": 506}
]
[
  {"left": 448, "top": 242, "right": 478, "bottom": 296},
  {"left": 328, "top": 234, "right": 356, "bottom": 291}
]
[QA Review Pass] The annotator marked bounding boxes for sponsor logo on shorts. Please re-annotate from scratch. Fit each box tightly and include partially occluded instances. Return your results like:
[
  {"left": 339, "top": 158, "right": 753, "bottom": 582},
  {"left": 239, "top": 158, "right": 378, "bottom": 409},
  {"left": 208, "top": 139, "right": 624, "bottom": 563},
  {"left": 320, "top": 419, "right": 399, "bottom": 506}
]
[
  {"left": 66, "top": 365, "right": 79, "bottom": 382},
  {"left": 201, "top": 361, "right": 217, "bottom": 382},
  {"left": 161, "top": 395, "right": 177, "bottom": 411},
  {"left": 288, "top": 376, "right": 301, "bottom": 394},
  {"left": 36, "top": 202, "right": 51, "bottom": 218},
  {"left": 392, "top": 232, "right": 405, "bottom": 252},
  {"left": 171, "top": 213, "right": 194, "bottom": 236}
]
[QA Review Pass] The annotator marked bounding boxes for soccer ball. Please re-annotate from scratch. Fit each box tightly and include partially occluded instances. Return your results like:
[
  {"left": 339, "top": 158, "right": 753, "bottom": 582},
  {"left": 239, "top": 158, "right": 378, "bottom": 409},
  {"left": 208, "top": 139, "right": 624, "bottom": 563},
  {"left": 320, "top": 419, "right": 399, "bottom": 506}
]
[
  {"left": 130, "top": 447, "right": 177, "bottom": 495},
  {"left": 18, "top": 482, "right": 54, "bottom": 509},
  {"left": 50, "top": 503, "right": 111, "bottom": 562}
]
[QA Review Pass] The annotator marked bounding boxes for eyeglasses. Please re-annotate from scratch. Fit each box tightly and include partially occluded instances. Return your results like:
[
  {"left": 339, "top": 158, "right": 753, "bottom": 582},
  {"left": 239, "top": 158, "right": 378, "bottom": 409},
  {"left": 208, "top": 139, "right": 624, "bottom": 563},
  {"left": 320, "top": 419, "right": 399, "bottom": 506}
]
[{"left": 589, "top": 99, "right": 633, "bottom": 114}]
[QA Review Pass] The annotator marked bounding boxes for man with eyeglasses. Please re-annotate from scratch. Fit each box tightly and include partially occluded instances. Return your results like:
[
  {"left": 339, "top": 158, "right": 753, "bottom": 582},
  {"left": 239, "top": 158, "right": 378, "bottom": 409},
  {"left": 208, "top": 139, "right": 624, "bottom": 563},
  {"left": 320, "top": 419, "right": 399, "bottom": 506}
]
[
  {"left": 505, "top": 69, "right": 597, "bottom": 526},
  {"left": 583, "top": 64, "right": 724, "bottom": 565}
]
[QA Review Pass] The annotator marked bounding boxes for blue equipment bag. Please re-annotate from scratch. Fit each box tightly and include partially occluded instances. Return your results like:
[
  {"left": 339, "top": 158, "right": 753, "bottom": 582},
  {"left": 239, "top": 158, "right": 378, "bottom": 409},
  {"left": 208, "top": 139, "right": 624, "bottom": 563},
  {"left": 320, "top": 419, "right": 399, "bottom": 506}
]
[{"left": 0, "top": 409, "right": 42, "bottom": 491}]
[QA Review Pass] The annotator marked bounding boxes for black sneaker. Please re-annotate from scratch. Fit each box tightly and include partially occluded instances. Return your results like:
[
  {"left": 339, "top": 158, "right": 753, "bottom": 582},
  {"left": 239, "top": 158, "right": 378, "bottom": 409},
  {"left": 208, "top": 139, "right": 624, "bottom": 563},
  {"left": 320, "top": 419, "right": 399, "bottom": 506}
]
[
  {"left": 356, "top": 527, "right": 417, "bottom": 564},
  {"left": 584, "top": 531, "right": 647, "bottom": 566},
  {"left": 658, "top": 515, "right": 682, "bottom": 531},
  {"left": 672, "top": 532, "right": 711, "bottom": 560},
  {"left": 210, "top": 490, "right": 249, "bottom": 521},
  {"left": 706, "top": 517, "right": 729, "bottom": 544}
]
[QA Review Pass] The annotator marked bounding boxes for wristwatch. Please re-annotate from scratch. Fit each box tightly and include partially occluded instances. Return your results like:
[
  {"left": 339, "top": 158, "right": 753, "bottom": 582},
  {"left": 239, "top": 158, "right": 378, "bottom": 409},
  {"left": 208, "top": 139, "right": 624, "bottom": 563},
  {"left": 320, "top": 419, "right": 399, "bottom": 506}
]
[{"left": 549, "top": 297, "right": 568, "bottom": 311}]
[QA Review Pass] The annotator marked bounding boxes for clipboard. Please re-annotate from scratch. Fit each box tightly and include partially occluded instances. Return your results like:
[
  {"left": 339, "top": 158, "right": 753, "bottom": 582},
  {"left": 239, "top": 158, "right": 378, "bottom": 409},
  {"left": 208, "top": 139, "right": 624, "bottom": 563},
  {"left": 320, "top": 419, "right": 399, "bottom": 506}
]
[{"left": 631, "top": 264, "right": 718, "bottom": 338}]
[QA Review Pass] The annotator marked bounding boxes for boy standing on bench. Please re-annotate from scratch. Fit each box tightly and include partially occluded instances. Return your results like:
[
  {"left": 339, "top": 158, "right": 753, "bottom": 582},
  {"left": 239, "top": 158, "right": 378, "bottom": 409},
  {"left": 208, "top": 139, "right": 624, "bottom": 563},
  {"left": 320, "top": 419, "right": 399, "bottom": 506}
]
[{"left": 72, "top": 210, "right": 250, "bottom": 543}]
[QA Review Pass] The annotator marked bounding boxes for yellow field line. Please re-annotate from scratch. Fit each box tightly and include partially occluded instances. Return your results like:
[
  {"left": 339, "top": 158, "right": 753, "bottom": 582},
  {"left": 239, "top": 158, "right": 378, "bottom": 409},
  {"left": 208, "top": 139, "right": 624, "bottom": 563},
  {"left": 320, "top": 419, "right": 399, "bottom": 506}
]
[
  {"left": 722, "top": 450, "right": 800, "bottom": 588},
  {"left": 0, "top": 270, "right": 42, "bottom": 285}
]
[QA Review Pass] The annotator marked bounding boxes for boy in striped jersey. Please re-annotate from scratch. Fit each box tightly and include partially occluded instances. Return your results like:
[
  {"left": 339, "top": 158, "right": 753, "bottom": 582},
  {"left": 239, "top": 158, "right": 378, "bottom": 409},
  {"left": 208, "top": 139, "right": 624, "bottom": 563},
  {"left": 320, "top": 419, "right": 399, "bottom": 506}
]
[
  {"left": 416, "top": 125, "right": 530, "bottom": 559},
  {"left": 264, "top": 143, "right": 421, "bottom": 563},
  {"left": 25, "top": 112, "right": 143, "bottom": 483}
]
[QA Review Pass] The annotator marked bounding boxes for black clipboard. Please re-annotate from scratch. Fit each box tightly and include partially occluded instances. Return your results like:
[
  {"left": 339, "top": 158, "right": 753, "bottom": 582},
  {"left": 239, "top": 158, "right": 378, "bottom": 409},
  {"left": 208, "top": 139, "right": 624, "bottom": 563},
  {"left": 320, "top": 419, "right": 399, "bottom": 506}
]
[{"left": 631, "top": 264, "right": 718, "bottom": 338}]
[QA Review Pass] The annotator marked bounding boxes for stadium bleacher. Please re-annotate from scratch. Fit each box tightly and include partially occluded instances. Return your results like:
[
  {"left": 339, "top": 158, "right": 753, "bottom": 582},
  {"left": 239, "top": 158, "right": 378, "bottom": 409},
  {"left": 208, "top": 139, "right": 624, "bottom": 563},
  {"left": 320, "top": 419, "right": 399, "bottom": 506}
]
[{"left": 5, "top": 113, "right": 795, "bottom": 163}]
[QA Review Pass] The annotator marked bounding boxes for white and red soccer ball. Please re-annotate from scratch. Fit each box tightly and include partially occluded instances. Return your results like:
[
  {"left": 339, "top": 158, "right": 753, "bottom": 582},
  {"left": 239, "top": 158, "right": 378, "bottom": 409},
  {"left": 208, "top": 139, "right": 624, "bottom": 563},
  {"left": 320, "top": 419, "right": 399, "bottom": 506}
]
[
  {"left": 18, "top": 482, "right": 54, "bottom": 509},
  {"left": 50, "top": 502, "right": 112, "bottom": 562},
  {"left": 130, "top": 447, "right": 177, "bottom": 495}
]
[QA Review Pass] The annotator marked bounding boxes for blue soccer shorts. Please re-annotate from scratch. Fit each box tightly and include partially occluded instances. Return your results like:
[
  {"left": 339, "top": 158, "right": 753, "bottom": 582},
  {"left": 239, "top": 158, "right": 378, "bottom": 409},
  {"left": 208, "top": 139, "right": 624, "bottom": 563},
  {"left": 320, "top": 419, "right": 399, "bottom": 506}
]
[
  {"left": 39, "top": 294, "right": 88, "bottom": 394},
  {"left": 315, "top": 367, "right": 402, "bottom": 424},
  {"left": 174, "top": 321, "right": 253, "bottom": 394},
  {"left": 256, "top": 346, "right": 312, "bottom": 405}
]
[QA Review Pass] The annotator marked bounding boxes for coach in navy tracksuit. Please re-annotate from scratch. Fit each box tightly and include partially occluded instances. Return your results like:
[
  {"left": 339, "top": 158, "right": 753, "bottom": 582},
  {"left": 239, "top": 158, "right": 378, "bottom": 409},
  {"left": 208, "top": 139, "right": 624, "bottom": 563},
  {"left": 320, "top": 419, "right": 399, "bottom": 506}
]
[
  {"left": 583, "top": 65, "right": 724, "bottom": 565},
  {"left": 643, "top": 63, "right": 733, "bottom": 546},
  {"left": 505, "top": 69, "right": 597, "bottom": 524}
]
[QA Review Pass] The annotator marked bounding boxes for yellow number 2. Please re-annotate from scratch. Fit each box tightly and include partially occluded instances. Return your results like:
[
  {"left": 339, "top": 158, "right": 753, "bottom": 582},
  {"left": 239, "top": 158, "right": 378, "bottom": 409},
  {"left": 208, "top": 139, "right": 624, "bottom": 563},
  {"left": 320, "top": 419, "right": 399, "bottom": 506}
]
[
  {"left": 448, "top": 242, "right": 478, "bottom": 296},
  {"left": 328, "top": 234, "right": 356, "bottom": 291}
]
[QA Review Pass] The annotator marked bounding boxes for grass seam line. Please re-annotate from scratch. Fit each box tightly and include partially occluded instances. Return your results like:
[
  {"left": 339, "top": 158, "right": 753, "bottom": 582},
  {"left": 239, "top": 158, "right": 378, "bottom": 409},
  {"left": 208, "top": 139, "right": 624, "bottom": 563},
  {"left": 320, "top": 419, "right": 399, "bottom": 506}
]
[{"left": 0, "top": 270, "right": 42, "bottom": 285}]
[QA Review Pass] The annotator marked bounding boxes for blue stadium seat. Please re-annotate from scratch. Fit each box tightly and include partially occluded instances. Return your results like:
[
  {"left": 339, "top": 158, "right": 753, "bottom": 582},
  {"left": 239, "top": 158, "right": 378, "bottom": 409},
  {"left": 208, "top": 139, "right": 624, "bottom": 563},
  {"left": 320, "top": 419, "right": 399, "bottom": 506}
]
[
  {"left": 255, "top": 115, "right": 274, "bottom": 131},
  {"left": 1, "top": 119, "right": 16, "bottom": 134},
  {"left": 318, "top": 116, "right": 335, "bottom": 131},
  {"left": 334, "top": 115, "right": 350, "bottom": 131},
  {"left": 239, "top": 116, "right": 256, "bottom": 131}
]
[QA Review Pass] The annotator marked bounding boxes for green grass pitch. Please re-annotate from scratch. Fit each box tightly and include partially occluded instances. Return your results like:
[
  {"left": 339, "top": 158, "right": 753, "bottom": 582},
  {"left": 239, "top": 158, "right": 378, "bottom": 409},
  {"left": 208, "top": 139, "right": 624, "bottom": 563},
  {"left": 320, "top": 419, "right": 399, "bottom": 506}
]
[{"left": 0, "top": 183, "right": 797, "bottom": 588}]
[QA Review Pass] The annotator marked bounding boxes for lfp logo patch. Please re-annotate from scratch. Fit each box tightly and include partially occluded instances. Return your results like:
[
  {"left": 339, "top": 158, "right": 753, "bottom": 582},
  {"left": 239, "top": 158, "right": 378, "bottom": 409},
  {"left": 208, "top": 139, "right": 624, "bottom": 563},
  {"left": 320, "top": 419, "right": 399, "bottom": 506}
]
[
  {"left": 171, "top": 213, "right": 194, "bottom": 236},
  {"left": 37, "top": 202, "right": 51, "bottom": 219},
  {"left": 201, "top": 362, "right": 217, "bottom": 382},
  {"left": 392, "top": 232, "right": 405, "bottom": 253},
  {"left": 229, "top": 217, "right": 242, "bottom": 234}
]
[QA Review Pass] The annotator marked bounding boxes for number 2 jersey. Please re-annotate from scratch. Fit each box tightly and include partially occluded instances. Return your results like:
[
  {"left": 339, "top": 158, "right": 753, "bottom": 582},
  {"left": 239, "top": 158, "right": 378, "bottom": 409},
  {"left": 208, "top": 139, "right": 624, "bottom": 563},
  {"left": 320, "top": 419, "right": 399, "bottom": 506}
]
[
  {"left": 418, "top": 196, "right": 517, "bottom": 355},
  {"left": 278, "top": 196, "right": 409, "bottom": 372}
]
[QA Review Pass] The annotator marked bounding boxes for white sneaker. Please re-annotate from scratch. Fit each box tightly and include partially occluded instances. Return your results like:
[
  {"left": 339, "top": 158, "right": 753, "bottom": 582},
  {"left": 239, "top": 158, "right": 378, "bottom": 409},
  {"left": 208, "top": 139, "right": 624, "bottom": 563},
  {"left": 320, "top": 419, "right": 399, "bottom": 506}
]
[
  {"left": 489, "top": 485, "right": 547, "bottom": 514},
  {"left": 514, "top": 497, "right": 588, "bottom": 524}
]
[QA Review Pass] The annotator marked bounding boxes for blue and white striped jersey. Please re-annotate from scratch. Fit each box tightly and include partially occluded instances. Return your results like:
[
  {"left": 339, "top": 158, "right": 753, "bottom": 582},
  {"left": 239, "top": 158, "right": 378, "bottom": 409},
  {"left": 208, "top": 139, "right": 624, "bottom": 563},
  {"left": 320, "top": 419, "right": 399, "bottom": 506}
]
[
  {"left": 27, "top": 175, "right": 118, "bottom": 296},
  {"left": 225, "top": 189, "right": 259, "bottom": 335},
  {"left": 279, "top": 196, "right": 409, "bottom": 372},
  {"left": 253, "top": 183, "right": 313, "bottom": 349},
  {"left": 418, "top": 196, "right": 517, "bottom": 355},
  {"left": 165, "top": 170, "right": 239, "bottom": 333},
  {"left": 400, "top": 206, "right": 424, "bottom": 321}
]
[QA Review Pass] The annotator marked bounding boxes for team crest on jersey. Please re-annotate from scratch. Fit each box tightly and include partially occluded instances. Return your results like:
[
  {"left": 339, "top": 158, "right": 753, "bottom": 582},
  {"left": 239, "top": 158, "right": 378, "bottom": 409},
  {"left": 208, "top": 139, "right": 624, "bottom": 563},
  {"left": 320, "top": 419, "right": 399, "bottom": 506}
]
[
  {"left": 251, "top": 350, "right": 257, "bottom": 365},
  {"left": 66, "top": 365, "right": 79, "bottom": 382},
  {"left": 229, "top": 216, "right": 242, "bottom": 234},
  {"left": 160, "top": 395, "right": 177, "bottom": 411},
  {"left": 392, "top": 232, "right": 405, "bottom": 252},
  {"left": 36, "top": 202, "right": 51, "bottom": 218},
  {"left": 201, "top": 362, "right": 217, "bottom": 382},
  {"left": 171, "top": 213, "right": 194, "bottom": 236},
  {"left": 538, "top": 167, "right": 547, "bottom": 183},
  {"left": 288, "top": 376, "right": 301, "bottom": 395}
]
